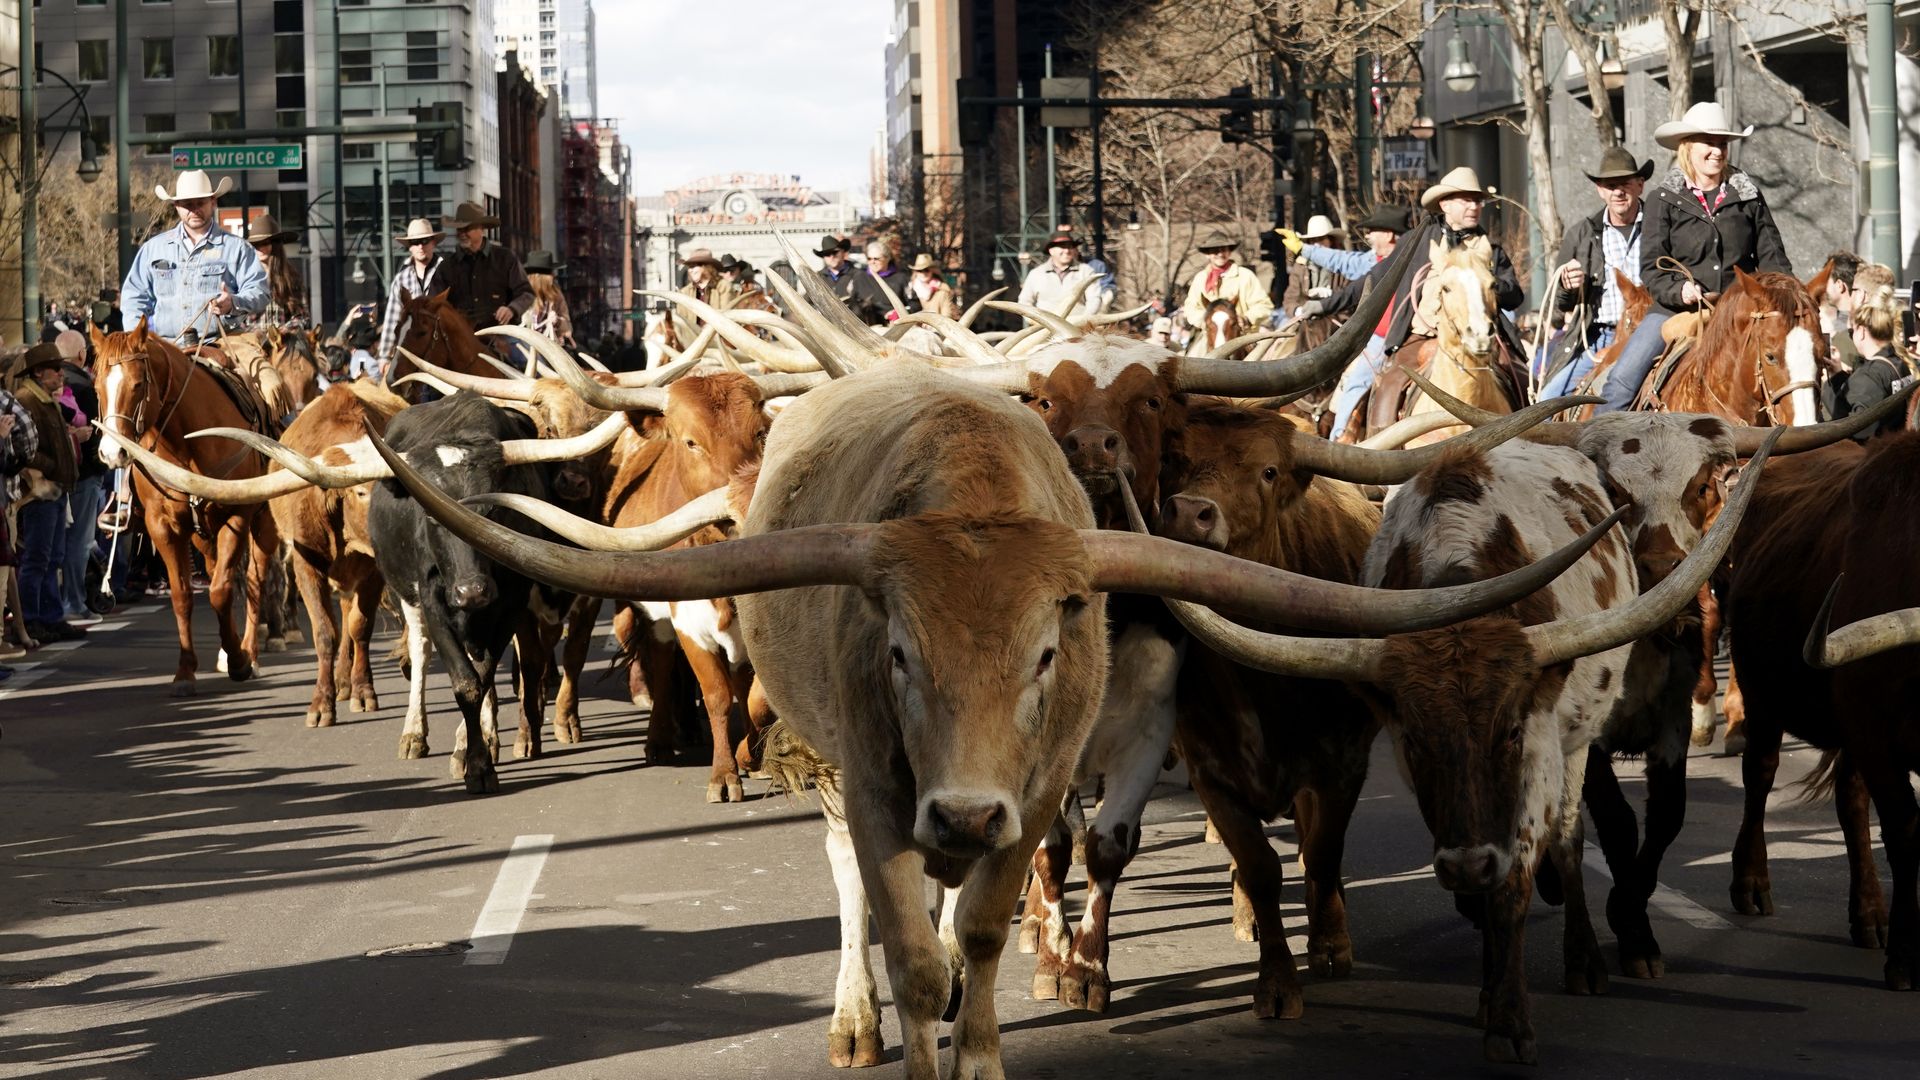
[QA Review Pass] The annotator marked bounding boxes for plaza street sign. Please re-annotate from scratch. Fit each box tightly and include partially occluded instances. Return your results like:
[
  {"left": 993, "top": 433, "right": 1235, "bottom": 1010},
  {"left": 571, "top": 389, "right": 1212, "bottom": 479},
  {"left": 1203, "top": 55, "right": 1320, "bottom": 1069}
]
[{"left": 171, "top": 144, "right": 303, "bottom": 170}]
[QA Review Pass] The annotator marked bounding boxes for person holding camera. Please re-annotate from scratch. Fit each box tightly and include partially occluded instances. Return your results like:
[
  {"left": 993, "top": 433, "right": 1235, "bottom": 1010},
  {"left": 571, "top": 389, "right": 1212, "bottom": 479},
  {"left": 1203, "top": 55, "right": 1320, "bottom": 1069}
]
[{"left": 1823, "top": 264, "right": 1912, "bottom": 442}]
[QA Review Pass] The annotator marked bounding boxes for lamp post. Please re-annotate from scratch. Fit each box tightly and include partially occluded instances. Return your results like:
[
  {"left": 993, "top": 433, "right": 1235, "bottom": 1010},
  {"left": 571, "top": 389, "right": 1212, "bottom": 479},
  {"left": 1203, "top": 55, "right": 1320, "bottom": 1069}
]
[{"left": 10, "top": 60, "right": 106, "bottom": 338}]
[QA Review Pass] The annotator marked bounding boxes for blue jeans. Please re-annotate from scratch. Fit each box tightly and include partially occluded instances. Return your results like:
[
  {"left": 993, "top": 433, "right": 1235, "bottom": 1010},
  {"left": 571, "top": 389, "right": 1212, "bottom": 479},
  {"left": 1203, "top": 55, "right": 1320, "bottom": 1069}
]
[
  {"left": 17, "top": 497, "right": 68, "bottom": 626},
  {"left": 1540, "top": 324, "right": 1618, "bottom": 399},
  {"left": 1329, "top": 334, "right": 1390, "bottom": 440},
  {"left": 61, "top": 473, "right": 105, "bottom": 616},
  {"left": 1596, "top": 310, "right": 1673, "bottom": 413}
]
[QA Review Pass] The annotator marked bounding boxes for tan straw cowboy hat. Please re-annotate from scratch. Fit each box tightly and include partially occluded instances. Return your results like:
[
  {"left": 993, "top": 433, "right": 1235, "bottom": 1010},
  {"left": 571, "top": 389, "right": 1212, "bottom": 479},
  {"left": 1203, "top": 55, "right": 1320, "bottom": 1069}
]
[
  {"left": 154, "top": 169, "right": 233, "bottom": 203},
  {"left": 245, "top": 213, "right": 299, "bottom": 245},
  {"left": 680, "top": 247, "right": 722, "bottom": 268},
  {"left": 909, "top": 253, "right": 941, "bottom": 272},
  {"left": 1653, "top": 101, "right": 1754, "bottom": 150},
  {"left": 1420, "top": 166, "right": 1494, "bottom": 209},
  {"left": 1297, "top": 214, "right": 1344, "bottom": 241},
  {"left": 394, "top": 218, "right": 447, "bottom": 246}
]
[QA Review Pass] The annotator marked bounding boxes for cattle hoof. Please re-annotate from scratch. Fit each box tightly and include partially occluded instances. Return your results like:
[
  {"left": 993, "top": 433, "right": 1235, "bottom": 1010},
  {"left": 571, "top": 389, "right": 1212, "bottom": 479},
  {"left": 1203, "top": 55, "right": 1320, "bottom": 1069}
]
[
  {"left": 514, "top": 734, "right": 539, "bottom": 761},
  {"left": 556, "top": 718, "right": 582, "bottom": 745},
  {"left": 1620, "top": 946, "right": 1665, "bottom": 980},
  {"left": 264, "top": 636, "right": 289, "bottom": 654},
  {"left": 1721, "top": 731, "right": 1748, "bottom": 757},
  {"left": 1689, "top": 700, "right": 1716, "bottom": 747},
  {"left": 307, "top": 707, "right": 335, "bottom": 729},
  {"left": 1253, "top": 971, "right": 1304, "bottom": 1020},
  {"left": 1565, "top": 955, "right": 1609, "bottom": 996},
  {"left": 170, "top": 680, "right": 196, "bottom": 699},
  {"left": 1853, "top": 911, "right": 1891, "bottom": 949},
  {"left": 1234, "top": 916, "right": 1259, "bottom": 943},
  {"left": 228, "top": 659, "right": 257, "bottom": 682},
  {"left": 1030, "top": 969, "right": 1060, "bottom": 1001},
  {"left": 705, "top": 781, "right": 726, "bottom": 804},
  {"left": 1308, "top": 937, "right": 1353, "bottom": 978},
  {"left": 463, "top": 763, "right": 500, "bottom": 795},
  {"left": 351, "top": 689, "right": 379, "bottom": 714},
  {"left": 284, "top": 628, "right": 305, "bottom": 645},
  {"left": 1058, "top": 969, "right": 1109, "bottom": 1012},
  {"left": 397, "top": 735, "right": 428, "bottom": 760},
  {"left": 1204, "top": 817, "right": 1223, "bottom": 844},
  {"left": 827, "top": 1025, "right": 885, "bottom": 1069},
  {"left": 1483, "top": 1032, "right": 1538, "bottom": 1066},
  {"left": 1730, "top": 878, "right": 1774, "bottom": 917}
]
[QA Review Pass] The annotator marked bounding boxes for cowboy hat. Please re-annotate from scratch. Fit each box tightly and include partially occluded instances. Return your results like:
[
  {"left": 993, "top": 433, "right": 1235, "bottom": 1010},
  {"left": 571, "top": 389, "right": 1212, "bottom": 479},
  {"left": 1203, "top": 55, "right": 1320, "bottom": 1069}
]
[
  {"left": 1196, "top": 228, "right": 1241, "bottom": 252},
  {"left": 1356, "top": 205, "right": 1411, "bottom": 234},
  {"left": 245, "top": 213, "right": 298, "bottom": 245},
  {"left": 394, "top": 218, "right": 447, "bottom": 246},
  {"left": 718, "top": 253, "right": 742, "bottom": 272},
  {"left": 1420, "top": 166, "right": 1494, "bottom": 209},
  {"left": 14, "top": 342, "right": 66, "bottom": 376},
  {"left": 443, "top": 201, "right": 500, "bottom": 229},
  {"left": 1584, "top": 146, "right": 1655, "bottom": 183},
  {"left": 1653, "top": 101, "right": 1753, "bottom": 150},
  {"left": 909, "top": 253, "right": 941, "bottom": 272},
  {"left": 680, "top": 247, "right": 721, "bottom": 268},
  {"left": 1045, "top": 230, "right": 1081, "bottom": 250},
  {"left": 523, "top": 249, "right": 563, "bottom": 275},
  {"left": 1297, "top": 214, "right": 1343, "bottom": 242},
  {"left": 154, "top": 169, "right": 233, "bottom": 203},
  {"left": 813, "top": 234, "right": 846, "bottom": 256}
]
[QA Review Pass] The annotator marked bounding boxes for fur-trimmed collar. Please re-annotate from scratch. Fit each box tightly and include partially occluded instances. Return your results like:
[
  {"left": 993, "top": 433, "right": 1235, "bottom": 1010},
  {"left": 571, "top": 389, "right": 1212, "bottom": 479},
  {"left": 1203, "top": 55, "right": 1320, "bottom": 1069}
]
[{"left": 1655, "top": 165, "right": 1759, "bottom": 203}]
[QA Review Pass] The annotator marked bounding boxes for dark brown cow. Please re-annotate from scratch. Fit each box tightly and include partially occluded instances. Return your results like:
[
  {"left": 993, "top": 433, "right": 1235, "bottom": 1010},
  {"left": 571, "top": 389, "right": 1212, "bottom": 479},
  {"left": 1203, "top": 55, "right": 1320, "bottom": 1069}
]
[{"left": 1732, "top": 430, "right": 1920, "bottom": 989}]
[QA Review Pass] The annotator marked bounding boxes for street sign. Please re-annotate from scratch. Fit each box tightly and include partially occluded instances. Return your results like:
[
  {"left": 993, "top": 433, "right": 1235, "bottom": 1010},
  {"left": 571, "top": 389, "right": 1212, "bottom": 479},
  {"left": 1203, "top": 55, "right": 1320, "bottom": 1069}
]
[
  {"left": 1381, "top": 137, "right": 1429, "bottom": 183},
  {"left": 171, "top": 143, "right": 303, "bottom": 170},
  {"left": 1040, "top": 78, "right": 1091, "bottom": 128}
]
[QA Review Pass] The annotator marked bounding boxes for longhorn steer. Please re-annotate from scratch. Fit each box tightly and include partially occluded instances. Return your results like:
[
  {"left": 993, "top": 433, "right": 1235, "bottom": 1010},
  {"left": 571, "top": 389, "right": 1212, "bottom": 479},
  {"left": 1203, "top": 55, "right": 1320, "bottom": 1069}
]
[{"left": 379, "top": 360, "right": 1622, "bottom": 1077}]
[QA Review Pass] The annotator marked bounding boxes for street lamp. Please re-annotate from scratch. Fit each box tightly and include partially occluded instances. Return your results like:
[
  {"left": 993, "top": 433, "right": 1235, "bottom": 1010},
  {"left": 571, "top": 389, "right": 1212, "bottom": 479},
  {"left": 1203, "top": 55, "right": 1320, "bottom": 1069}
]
[
  {"left": 1409, "top": 115, "right": 1437, "bottom": 140},
  {"left": 1596, "top": 40, "right": 1627, "bottom": 91},
  {"left": 1443, "top": 31, "right": 1481, "bottom": 94}
]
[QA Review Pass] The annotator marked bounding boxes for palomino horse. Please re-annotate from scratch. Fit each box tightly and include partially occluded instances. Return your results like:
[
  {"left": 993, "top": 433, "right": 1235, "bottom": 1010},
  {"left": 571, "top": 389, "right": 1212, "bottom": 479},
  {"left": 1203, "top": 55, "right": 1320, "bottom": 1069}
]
[
  {"left": 93, "top": 319, "right": 281, "bottom": 696},
  {"left": 1394, "top": 243, "right": 1511, "bottom": 445}
]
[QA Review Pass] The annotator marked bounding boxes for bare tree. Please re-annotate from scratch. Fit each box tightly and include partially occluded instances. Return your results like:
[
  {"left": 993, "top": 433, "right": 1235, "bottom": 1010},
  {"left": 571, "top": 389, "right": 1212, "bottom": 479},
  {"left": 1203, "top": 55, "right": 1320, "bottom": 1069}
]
[
  {"left": 1543, "top": 0, "right": 1622, "bottom": 148},
  {"left": 1661, "top": 0, "right": 1708, "bottom": 120}
]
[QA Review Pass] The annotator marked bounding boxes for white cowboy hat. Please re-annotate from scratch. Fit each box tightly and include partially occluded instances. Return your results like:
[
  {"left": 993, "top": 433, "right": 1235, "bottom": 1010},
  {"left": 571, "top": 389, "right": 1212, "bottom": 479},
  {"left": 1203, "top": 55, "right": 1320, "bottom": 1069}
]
[
  {"left": 1420, "top": 166, "right": 1495, "bottom": 209},
  {"left": 154, "top": 169, "right": 233, "bottom": 203},
  {"left": 1653, "top": 101, "right": 1754, "bottom": 150},
  {"left": 393, "top": 218, "right": 447, "bottom": 245},
  {"left": 1297, "top": 214, "right": 1343, "bottom": 242}
]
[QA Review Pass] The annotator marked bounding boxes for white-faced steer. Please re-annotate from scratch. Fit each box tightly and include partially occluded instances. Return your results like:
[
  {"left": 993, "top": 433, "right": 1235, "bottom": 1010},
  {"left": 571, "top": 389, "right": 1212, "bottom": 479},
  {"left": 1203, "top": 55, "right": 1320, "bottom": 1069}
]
[{"left": 376, "top": 361, "right": 1622, "bottom": 1078}]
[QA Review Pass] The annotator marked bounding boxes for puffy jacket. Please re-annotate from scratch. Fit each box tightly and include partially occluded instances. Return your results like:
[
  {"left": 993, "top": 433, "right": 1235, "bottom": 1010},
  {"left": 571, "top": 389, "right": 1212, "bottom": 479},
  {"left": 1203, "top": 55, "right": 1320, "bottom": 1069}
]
[{"left": 1642, "top": 166, "right": 1791, "bottom": 314}]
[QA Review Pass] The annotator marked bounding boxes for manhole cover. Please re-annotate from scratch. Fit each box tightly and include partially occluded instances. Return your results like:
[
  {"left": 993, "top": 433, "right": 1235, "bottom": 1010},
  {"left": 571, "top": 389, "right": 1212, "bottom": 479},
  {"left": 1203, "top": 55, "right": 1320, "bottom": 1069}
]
[
  {"left": 2, "top": 971, "right": 89, "bottom": 989},
  {"left": 46, "top": 892, "right": 129, "bottom": 907},
  {"left": 365, "top": 941, "right": 473, "bottom": 958}
]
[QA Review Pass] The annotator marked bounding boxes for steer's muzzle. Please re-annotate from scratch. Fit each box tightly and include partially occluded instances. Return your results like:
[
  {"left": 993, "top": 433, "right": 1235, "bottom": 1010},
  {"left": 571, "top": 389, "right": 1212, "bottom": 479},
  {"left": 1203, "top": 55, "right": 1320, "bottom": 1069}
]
[
  {"left": 1432, "top": 844, "right": 1512, "bottom": 894},
  {"left": 1160, "top": 494, "right": 1227, "bottom": 550},
  {"left": 1062, "top": 424, "right": 1124, "bottom": 483},
  {"left": 916, "top": 792, "right": 1020, "bottom": 857},
  {"left": 448, "top": 577, "right": 496, "bottom": 610}
]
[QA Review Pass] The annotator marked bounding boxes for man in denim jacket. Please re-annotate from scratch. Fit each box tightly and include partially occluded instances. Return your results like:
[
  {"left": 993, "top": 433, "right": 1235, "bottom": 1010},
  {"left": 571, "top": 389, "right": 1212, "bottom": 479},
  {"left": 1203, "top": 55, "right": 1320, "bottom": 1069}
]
[{"left": 121, "top": 171, "right": 268, "bottom": 343}]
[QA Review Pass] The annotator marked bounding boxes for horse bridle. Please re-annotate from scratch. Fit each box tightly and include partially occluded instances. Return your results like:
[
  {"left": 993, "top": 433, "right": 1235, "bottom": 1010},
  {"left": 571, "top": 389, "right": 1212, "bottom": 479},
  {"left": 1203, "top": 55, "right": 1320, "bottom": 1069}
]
[{"left": 101, "top": 341, "right": 195, "bottom": 448}]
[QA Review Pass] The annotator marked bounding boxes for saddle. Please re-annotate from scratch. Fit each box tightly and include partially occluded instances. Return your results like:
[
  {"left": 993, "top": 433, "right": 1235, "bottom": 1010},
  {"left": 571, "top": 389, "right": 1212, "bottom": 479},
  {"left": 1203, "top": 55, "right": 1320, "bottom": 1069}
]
[
  {"left": 1358, "top": 337, "right": 1532, "bottom": 439},
  {"left": 189, "top": 351, "right": 281, "bottom": 438}
]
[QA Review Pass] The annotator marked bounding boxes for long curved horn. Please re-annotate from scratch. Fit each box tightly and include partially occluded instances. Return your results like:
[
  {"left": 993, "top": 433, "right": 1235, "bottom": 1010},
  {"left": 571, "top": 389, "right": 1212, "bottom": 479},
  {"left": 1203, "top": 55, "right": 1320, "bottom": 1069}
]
[
  {"left": 1085, "top": 497, "right": 1623, "bottom": 635},
  {"left": 1288, "top": 394, "right": 1602, "bottom": 486},
  {"left": 1526, "top": 427, "right": 1780, "bottom": 667},
  {"left": 1177, "top": 221, "right": 1427, "bottom": 396},
  {"left": 958, "top": 286, "right": 1008, "bottom": 328},
  {"left": 501, "top": 411, "right": 628, "bottom": 464},
  {"left": 187, "top": 428, "right": 388, "bottom": 487},
  {"left": 369, "top": 425, "right": 876, "bottom": 599},
  {"left": 1046, "top": 274, "right": 1098, "bottom": 318},
  {"left": 1208, "top": 329, "right": 1289, "bottom": 360},
  {"left": 1358, "top": 411, "right": 1473, "bottom": 450},
  {"left": 397, "top": 347, "right": 536, "bottom": 401},
  {"left": 884, "top": 312, "right": 1007, "bottom": 367},
  {"left": 637, "top": 289, "right": 817, "bottom": 371},
  {"left": 395, "top": 371, "right": 459, "bottom": 397},
  {"left": 120, "top": 436, "right": 337, "bottom": 503},
  {"left": 1728, "top": 380, "right": 1919, "bottom": 455},
  {"left": 481, "top": 325, "right": 670, "bottom": 413},
  {"left": 1072, "top": 302, "right": 1153, "bottom": 329},
  {"left": 482, "top": 352, "right": 551, "bottom": 380},
  {"left": 577, "top": 351, "right": 611, "bottom": 373},
  {"left": 869, "top": 269, "right": 911, "bottom": 322},
  {"left": 1803, "top": 575, "right": 1920, "bottom": 668},
  {"left": 985, "top": 300, "right": 1079, "bottom": 340},
  {"left": 463, "top": 486, "right": 734, "bottom": 552}
]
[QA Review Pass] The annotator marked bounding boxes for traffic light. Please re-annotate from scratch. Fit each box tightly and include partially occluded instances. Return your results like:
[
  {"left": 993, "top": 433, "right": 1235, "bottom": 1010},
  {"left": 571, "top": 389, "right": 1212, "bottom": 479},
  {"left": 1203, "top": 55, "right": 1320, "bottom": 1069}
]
[
  {"left": 957, "top": 77, "right": 993, "bottom": 146},
  {"left": 432, "top": 101, "right": 465, "bottom": 170},
  {"left": 1220, "top": 85, "right": 1254, "bottom": 145}
]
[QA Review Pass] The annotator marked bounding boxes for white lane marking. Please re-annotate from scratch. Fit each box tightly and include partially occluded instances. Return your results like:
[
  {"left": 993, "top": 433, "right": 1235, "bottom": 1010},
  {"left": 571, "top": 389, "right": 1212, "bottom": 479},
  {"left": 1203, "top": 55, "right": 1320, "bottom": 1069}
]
[
  {"left": 465, "top": 834, "right": 554, "bottom": 966},
  {"left": 0, "top": 667, "right": 52, "bottom": 700},
  {"left": 1583, "top": 842, "right": 1731, "bottom": 930},
  {"left": 91, "top": 620, "right": 130, "bottom": 632}
]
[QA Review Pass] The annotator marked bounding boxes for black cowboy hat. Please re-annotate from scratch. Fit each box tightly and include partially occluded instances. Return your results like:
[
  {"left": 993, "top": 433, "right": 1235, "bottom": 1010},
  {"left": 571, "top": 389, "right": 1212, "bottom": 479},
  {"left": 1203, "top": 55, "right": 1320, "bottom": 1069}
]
[
  {"left": 14, "top": 342, "right": 66, "bottom": 376},
  {"left": 718, "top": 253, "right": 741, "bottom": 272},
  {"left": 523, "top": 249, "right": 564, "bottom": 275},
  {"left": 444, "top": 201, "right": 500, "bottom": 229},
  {"left": 1584, "top": 146, "right": 1655, "bottom": 183},
  {"left": 1356, "top": 205, "right": 1412, "bottom": 234},
  {"left": 813, "top": 234, "right": 846, "bottom": 257}
]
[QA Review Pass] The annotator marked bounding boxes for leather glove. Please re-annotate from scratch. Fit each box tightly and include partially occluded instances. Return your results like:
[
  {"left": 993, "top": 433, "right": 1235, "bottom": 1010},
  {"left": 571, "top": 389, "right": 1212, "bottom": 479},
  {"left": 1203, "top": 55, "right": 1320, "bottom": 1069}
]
[{"left": 1275, "top": 228, "right": 1304, "bottom": 257}]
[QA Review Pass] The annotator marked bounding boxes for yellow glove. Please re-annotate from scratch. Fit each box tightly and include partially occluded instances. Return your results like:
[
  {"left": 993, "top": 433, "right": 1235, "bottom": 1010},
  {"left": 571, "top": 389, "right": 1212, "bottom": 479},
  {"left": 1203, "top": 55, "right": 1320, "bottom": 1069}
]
[{"left": 1275, "top": 227, "right": 1304, "bottom": 257}]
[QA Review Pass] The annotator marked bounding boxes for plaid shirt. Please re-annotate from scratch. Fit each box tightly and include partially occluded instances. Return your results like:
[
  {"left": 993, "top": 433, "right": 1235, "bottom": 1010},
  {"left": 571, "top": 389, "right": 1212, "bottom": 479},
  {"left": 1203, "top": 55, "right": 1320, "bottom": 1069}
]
[
  {"left": 377, "top": 255, "right": 445, "bottom": 362},
  {"left": 1595, "top": 214, "right": 1643, "bottom": 327}
]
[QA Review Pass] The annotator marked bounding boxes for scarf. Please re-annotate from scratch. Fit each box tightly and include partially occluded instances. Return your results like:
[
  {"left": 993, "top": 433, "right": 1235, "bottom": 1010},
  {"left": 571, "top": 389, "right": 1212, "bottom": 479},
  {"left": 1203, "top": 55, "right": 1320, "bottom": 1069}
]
[
  {"left": 1204, "top": 262, "right": 1230, "bottom": 296},
  {"left": 1443, "top": 225, "right": 1485, "bottom": 248},
  {"left": 1688, "top": 181, "right": 1727, "bottom": 217}
]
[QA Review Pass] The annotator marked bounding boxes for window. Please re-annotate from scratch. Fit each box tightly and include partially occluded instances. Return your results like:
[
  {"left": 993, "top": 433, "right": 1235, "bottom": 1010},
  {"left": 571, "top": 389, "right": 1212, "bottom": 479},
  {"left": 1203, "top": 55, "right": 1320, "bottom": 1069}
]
[
  {"left": 339, "top": 34, "right": 371, "bottom": 83},
  {"left": 276, "top": 109, "right": 303, "bottom": 130},
  {"left": 209, "top": 111, "right": 241, "bottom": 132},
  {"left": 144, "top": 113, "right": 175, "bottom": 154},
  {"left": 343, "top": 143, "right": 375, "bottom": 161},
  {"left": 143, "top": 38, "right": 173, "bottom": 80},
  {"left": 275, "top": 35, "right": 303, "bottom": 75},
  {"left": 87, "top": 116, "right": 112, "bottom": 154},
  {"left": 406, "top": 31, "right": 440, "bottom": 80},
  {"left": 77, "top": 40, "right": 109, "bottom": 82},
  {"left": 273, "top": 0, "right": 304, "bottom": 34},
  {"left": 208, "top": 35, "right": 241, "bottom": 78},
  {"left": 77, "top": 0, "right": 107, "bottom": 6}
]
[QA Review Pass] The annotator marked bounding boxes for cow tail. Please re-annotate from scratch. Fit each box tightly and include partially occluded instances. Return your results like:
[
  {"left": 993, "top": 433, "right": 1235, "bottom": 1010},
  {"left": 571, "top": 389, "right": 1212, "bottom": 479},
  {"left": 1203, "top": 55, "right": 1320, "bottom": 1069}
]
[
  {"left": 1788, "top": 749, "right": 1845, "bottom": 808},
  {"left": 762, "top": 718, "right": 838, "bottom": 806}
]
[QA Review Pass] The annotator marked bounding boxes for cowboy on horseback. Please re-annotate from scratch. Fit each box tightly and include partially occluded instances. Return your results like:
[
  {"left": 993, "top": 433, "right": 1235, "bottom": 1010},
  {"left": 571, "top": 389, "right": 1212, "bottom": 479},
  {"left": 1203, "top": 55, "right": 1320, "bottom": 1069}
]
[
  {"left": 377, "top": 218, "right": 449, "bottom": 374},
  {"left": 1595, "top": 102, "right": 1794, "bottom": 413},
  {"left": 1539, "top": 148, "right": 1653, "bottom": 397},
  {"left": 1182, "top": 228, "right": 1273, "bottom": 342},
  {"left": 121, "top": 170, "right": 269, "bottom": 345}
]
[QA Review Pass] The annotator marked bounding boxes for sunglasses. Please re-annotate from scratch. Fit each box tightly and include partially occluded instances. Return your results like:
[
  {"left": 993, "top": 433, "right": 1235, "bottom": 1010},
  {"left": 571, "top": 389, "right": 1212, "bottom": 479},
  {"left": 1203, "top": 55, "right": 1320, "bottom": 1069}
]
[{"left": 408, "top": 239, "right": 436, "bottom": 247}]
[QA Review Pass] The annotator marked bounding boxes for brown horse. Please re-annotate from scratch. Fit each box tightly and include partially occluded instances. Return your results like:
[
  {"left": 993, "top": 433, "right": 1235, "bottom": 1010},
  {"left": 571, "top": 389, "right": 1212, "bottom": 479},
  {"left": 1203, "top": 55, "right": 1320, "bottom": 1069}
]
[
  {"left": 386, "top": 289, "right": 504, "bottom": 392},
  {"left": 93, "top": 319, "right": 280, "bottom": 695},
  {"left": 1193, "top": 297, "right": 1245, "bottom": 357}
]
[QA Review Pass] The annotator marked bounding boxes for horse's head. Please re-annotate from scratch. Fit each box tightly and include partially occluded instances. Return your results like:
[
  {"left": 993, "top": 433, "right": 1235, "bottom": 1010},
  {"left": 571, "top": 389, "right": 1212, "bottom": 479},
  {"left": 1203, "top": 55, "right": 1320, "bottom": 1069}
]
[
  {"left": 93, "top": 317, "right": 182, "bottom": 468},
  {"left": 397, "top": 289, "right": 482, "bottom": 368},
  {"left": 1203, "top": 298, "right": 1241, "bottom": 352},
  {"left": 1430, "top": 245, "right": 1498, "bottom": 360},
  {"left": 1716, "top": 267, "right": 1826, "bottom": 424}
]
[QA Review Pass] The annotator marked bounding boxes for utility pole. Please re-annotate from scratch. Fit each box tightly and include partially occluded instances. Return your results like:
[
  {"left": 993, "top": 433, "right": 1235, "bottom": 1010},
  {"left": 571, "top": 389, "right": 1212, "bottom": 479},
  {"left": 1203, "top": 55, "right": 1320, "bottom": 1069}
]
[
  {"left": 332, "top": 0, "right": 346, "bottom": 311},
  {"left": 1271, "top": 54, "right": 1287, "bottom": 233},
  {"left": 1089, "top": 37, "right": 1105, "bottom": 263},
  {"left": 115, "top": 0, "right": 133, "bottom": 281},
  {"left": 1865, "top": 0, "right": 1900, "bottom": 268},
  {"left": 236, "top": 0, "right": 248, "bottom": 213},
  {"left": 20, "top": 1, "right": 37, "bottom": 336}
]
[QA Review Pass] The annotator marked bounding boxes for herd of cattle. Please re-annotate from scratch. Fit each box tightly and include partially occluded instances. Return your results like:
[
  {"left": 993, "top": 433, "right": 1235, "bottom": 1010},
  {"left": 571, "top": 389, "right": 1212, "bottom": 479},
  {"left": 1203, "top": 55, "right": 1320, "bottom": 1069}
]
[{"left": 87, "top": 234, "right": 1920, "bottom": 1076}]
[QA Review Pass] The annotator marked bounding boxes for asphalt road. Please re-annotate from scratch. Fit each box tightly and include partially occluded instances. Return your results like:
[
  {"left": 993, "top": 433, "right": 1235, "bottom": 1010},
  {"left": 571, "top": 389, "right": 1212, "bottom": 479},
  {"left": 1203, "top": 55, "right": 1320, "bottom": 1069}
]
[{"left": 2, "top": 594, "right": 1914, "bottom": 1079}]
